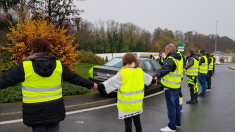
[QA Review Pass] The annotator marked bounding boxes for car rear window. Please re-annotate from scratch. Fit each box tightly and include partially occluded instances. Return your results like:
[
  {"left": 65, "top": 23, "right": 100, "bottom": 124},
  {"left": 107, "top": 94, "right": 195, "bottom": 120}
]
[
  {"left": 104, "top": 58, "right": 123, "bottom": 68},
  {"left": 151, "top": 60, "right": 162, "bottom": 70}
]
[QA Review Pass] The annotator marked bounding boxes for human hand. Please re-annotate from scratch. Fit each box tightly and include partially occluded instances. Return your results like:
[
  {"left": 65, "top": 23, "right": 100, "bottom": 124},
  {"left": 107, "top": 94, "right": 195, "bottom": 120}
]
[
  {"left": 154, "top": 76, "right": 158, "bottom": 81},
  {"left": 92, "top": 83, "right": 98, "bottom": 90},
  {"left": 183, "top": 68, "right": 186, "bottom": 73},
  {"left": 152, "top": 83, "right": 157, "bottom": 86}
]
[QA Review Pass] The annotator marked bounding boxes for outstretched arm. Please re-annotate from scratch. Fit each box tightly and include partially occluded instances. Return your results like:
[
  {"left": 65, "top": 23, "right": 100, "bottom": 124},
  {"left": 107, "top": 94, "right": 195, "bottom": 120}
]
[
  {"left": 0, "top": 63, "right": 25, "bottom": 90},
  {"left": 62, "top": 63, "right": 94, "bottom": 89},
  {"left": 97, "top": 73, "right": 122, "bottom": 94}
]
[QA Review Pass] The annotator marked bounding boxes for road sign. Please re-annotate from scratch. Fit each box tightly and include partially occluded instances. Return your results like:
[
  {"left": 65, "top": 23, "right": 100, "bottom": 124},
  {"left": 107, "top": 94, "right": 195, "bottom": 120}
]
[
  {"left": 177, "top": 43, "right": 185, "bottom": 47},
  {"left": 170, "top": 43, "right": 185, "bottom": 52}
]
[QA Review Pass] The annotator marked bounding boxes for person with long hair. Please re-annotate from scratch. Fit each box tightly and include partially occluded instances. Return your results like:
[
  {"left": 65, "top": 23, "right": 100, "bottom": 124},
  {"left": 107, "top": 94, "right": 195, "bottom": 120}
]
[{"left": 94, "top": 53, "right": 157, "bottom": 132}]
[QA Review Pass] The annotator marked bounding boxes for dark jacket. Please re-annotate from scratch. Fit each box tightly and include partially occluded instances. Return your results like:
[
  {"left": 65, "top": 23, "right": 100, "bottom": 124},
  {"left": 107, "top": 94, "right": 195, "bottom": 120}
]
[
  {"left": 155, "top": 51, "right": 181, "bottom": 89},
  {"left": 184, "top": 54, "right": 199, "bottom": 70},
  {"left": 0, "top": 53, "right": 94, "bottom": 127}
]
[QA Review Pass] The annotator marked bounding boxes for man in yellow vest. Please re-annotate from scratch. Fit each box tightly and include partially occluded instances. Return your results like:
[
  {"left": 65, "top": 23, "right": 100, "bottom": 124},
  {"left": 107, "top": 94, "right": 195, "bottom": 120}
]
[
  {"left": 0, "top": 38, "right": 97, "bottom": 132},
  {"left": 206, "top": 53, "right": 214, "bottom": 91},
  {"left": 183, "top": 50, "right": 199, "bottom": 104},
  {"left": 155, "top": 45, "right": 182, "bottom": 132},
  {"left": 157, "top": 52, "right": 165, "bottom": 66},
  {"left": 198, "top": 50, "right": 208, "bottom": 97}
]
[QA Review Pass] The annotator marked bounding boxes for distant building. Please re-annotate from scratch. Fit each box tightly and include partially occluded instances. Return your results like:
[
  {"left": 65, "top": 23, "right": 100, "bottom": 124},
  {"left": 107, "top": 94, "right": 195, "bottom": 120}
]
[{"left": 211, "top": 51, "right": 235, "bottom": 63}]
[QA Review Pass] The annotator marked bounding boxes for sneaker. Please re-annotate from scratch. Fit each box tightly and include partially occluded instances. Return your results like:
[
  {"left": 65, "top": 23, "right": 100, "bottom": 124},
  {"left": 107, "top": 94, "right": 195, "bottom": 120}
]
[
  {"left": 176, "top": 125, "right": 181, "bottom": 128},
  {"left": 160, "top": 126, "right": 176, "bottom": 132},
  {"left": 206, "top": 89, "right": 211, "bottom": 91}
]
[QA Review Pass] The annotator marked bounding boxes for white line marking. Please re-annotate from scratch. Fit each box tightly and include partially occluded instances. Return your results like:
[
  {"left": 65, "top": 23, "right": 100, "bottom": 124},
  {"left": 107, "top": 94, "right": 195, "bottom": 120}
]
[
  {"left": 0, "top": 90, "right": 164, "bottom": 125},
  {"left": 0, "top": 119, "right": 23, "bottom": 125}
]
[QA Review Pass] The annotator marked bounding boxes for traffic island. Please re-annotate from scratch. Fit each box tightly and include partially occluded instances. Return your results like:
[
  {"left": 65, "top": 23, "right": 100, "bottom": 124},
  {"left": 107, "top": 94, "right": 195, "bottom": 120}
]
[{"left": 228, "top": 65, "right": 235, "bottom": 70}]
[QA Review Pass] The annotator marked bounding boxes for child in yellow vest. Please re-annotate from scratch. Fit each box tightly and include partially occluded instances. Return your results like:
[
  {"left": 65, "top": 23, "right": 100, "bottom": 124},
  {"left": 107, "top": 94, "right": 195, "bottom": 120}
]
[{"left": 95, "top": 53, "right": 157, "bottom": 132}]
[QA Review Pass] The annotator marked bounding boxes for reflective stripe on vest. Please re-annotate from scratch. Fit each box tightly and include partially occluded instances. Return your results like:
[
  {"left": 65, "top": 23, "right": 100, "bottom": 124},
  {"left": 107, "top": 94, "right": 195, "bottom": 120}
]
[
  {"left": 117, "top": 68, "right": 144, "bottom": 112},
  {"left": 199, "top": 56, "right": 208, "bottom": 74},
  {"left": 185, "top": 57, "right": 199, "bottom": 76},
  {"left": 22, "top": 60, "right": 62, "bottom": 103},
  {"left": 161, "top": 56, "right": 181, "bottom": 89},
  {"left": 177, "top": 52, "right": 184, "bottom": 78},
  {"left": 209, "top": 57, "right": 213, "bottom": 70}
]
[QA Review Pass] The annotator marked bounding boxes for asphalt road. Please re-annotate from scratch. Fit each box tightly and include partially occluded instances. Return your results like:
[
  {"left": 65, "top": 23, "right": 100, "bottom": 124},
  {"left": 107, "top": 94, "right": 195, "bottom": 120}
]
[{"left": 1, "top": 64, "right": 235, "bottom": 132}]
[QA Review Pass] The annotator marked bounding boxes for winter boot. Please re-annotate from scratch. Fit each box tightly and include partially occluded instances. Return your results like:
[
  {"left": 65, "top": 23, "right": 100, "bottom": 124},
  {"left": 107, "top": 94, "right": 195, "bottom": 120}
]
[
  {"left": 186, "top": 93, "right": 196, "bottom": 104},
  {"left": 195, "top": 93, "right": 198, "bottom": 103}
]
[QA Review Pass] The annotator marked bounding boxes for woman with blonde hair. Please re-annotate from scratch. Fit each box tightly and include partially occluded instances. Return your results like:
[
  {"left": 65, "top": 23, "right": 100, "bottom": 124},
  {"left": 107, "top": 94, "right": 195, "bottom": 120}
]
[{"left": 94, "top": 53, "right": 157, "bottom": 132}]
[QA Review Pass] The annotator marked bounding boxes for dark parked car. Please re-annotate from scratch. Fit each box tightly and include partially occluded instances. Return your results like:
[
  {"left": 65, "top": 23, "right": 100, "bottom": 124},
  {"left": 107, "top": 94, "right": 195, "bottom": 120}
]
[{"left": 89, "top": 57, "right": 163, "bottom": 93}]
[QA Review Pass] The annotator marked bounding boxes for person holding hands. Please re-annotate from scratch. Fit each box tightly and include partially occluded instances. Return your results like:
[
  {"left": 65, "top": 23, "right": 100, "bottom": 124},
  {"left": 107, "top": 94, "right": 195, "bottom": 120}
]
[{"left": 93, "top": 53, "right": 157, "bottom": 132}]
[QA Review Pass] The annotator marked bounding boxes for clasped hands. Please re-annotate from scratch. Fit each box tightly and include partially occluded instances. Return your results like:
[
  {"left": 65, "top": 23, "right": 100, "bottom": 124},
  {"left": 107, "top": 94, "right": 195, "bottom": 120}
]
[{"left": 91, "top": 83, "right": 98, "bottom": 90}]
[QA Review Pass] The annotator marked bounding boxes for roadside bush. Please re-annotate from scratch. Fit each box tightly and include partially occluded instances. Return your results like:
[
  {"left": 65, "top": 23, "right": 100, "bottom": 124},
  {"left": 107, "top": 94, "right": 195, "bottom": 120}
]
[
  {"left": 79, "top": 51, "right": 105, "bottom": 65},
  {"left": 62, "top": 82, "right": 90, "bottom": 96},
  {"left": 0, "top": 84, "right": 22, "bottom": 103},
  {"left": 0, "top": 82, "right": 90, "bottom": 103}
]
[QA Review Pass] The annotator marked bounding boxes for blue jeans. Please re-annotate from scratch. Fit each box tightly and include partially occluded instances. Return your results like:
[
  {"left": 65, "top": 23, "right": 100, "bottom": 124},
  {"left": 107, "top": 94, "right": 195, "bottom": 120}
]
[
  {"left": 32, "top": 123, "right": 59, "bottom": 132},
  {"left": 165, "top": 89, "right": 181, "bottom": 130},
  {"left": 198, "top": 73, "right": 207, "bottom": 94}
]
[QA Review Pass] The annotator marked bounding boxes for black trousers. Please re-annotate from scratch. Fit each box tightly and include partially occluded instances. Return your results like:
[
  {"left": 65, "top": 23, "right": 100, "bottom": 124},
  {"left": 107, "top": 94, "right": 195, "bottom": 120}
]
[
  {"left": 124, "top": 114, "right": 142, "bottom": 132},
  {"left": 32, "top": 123, "right": 59, "bottom": 132}
]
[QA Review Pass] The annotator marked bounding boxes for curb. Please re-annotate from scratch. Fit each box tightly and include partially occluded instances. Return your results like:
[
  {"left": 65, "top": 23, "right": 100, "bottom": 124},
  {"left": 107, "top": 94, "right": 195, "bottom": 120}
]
[{"left": 0, "top": 88, "right": 163, "bottom": 122}]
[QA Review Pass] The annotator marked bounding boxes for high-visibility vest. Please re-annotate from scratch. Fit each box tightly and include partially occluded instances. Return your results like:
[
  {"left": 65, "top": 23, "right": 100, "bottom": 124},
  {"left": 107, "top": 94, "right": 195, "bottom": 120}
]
[
  {"left": 177, "top": 52, "right": 184, "bottom": 78},
  {"left": 185, "top": 57, "right": 199, "bottom": 76},
  {"left": 161, "top": 56, "right": 181, "bottom": 89},
  {"left": 199, "top": 56, "right": 208, "bottom": 74},
  {"left": 117, "top": 68, "right": 144, "bottom": 112},
  {"left": 151, "top": 57, "right": 154, "bottom": 59},
  {"left": 22, "top": 60, "right": 62, "bottom": 103},
  {"left": 209, "top": 57, "right": 213, "bottom": 71},
  {"left": 89, "top": 65, "right": 100, "bottom": 78},
  {"left": 158, "top": 56, "right": 164, "bottom": 63}
]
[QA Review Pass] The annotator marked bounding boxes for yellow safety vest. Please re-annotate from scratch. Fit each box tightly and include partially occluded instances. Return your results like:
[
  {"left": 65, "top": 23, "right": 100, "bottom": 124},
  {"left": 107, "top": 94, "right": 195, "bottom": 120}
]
[
  {"left": 185, "top": 57, "right": 199, "bottom": 76},
  {"left": 89, "top": 65, "right": 100, "bottom": 78},
  {"left": 161, "top": 56, "right": 181, "bottom": 89},
  {"left": 22, "top": 60, "right": 62, "bottom": 103},
  {"left": 209, "top": 57, "right": 213, "bottom": 71},
  {"left": 158, "top": 56, "right": 164, "bottom": 63},
  {"left": 117, "top": 68, "right": 144, "bottom": 112},
  {"left": 177, "top": 52, "right": 184, "bottom": 78},
  {"left": 199, "top": 56, "right": 208, "bottom": 74}
]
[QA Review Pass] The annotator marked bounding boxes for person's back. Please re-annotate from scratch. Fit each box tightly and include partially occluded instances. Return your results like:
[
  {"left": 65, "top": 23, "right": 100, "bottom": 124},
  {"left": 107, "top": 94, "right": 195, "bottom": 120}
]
[
  {"left": 96, "top": 53, "right": 156, "bottom": 132},
  {"left": 0, "top": 38, "right": 96, "bottom": 132}
]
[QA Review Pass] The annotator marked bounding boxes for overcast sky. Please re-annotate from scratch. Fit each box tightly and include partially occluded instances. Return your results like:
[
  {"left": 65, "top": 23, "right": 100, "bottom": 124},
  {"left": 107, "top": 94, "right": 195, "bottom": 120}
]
[{"left": 75, "top": 0, "right": 235, "bottom": 41}]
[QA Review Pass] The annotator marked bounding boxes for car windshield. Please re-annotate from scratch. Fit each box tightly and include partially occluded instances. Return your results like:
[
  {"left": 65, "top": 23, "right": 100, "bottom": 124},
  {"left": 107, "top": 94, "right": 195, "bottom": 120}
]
[{"left": 104, "top": 58, "right": 123, "bottom": 68}]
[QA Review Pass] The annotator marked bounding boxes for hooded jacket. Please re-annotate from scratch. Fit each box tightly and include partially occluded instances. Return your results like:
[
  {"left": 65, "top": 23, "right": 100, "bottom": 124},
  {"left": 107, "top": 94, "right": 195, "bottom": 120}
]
[
  {"left": 155, "top": 51, "right": 181, "bottom": 87},
  {"left": 184, "top": 54, "right": 199, "bottom": 70},
  {"left": 0, "top": 53, "right": 94, "bottom": 127}
]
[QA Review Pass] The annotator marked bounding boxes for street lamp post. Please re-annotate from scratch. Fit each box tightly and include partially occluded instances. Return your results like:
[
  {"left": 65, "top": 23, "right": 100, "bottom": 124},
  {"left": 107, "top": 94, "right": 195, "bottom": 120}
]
[{"left": 215, "top": 20, "right": 219, "bottom": 59}]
